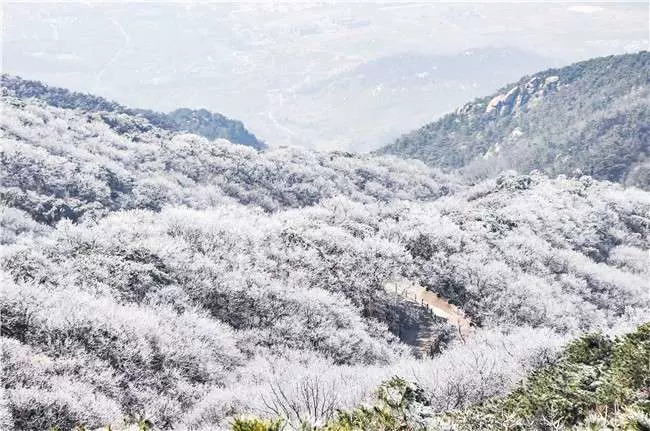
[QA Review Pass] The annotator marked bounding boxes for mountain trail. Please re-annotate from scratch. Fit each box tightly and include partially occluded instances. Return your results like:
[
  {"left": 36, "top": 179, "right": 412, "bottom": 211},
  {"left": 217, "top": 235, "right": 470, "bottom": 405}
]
[{"left": 384, "top": 279, "right": 472, "bottom": 353}]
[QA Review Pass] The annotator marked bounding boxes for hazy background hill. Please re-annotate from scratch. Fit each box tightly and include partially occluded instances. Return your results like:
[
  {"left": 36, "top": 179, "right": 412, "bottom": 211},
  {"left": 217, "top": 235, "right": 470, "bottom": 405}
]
[
  {"left": 381, "top": 51, "right": 650, "bottom": 188},
  {"left": 271, "top": 47, "right": 551, "bottom": 151}
]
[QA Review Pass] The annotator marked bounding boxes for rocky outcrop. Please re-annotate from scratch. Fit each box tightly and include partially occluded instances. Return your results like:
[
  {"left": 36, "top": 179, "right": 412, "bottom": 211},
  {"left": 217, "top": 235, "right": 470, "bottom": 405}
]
[
  {"left": 484, "top": 74, "right": 560, "bottom": 115},
  {"left": 454, "top": 73, "right": 561, "bottom": 119}
]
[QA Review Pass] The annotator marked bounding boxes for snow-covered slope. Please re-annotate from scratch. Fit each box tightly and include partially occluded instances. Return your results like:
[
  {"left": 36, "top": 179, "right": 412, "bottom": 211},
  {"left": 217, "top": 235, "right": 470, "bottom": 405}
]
[{"left": 1, "top": 89, "right": 649, "bottom": 429}]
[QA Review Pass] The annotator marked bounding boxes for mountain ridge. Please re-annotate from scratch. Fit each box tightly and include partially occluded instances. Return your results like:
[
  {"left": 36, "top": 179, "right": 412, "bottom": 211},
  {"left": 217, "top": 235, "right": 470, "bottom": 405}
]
[
  {"left": 0, "top": 74, "right": 266, "bottom": 150},
  {"left": 380, "top": 51, "right": 650, "bottom": 188}
]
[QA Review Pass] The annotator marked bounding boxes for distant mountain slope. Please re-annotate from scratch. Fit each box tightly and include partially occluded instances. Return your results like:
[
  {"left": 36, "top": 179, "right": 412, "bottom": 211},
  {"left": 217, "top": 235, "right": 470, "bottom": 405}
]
[
  {"left": 381, "top": 51, "right": 650, "bottom": 188},
  {"left": 0, "top": 74, "right": 266, "bottom": 150},
  {"left": 267, "top": 47, "right": 551, "bottom": 151}
]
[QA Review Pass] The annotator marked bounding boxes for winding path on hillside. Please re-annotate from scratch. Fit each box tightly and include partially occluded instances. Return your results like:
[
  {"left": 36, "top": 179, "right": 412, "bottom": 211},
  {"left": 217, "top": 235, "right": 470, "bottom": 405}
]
[{"left": 384, "top": 279, "right": 472, "bottom": 354}]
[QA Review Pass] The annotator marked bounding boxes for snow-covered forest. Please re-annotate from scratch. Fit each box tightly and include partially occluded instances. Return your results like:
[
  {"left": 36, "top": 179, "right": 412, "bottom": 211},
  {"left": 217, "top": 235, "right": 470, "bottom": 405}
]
[{"left": 1, "top": 74, "right": 649, "bottom": 430}]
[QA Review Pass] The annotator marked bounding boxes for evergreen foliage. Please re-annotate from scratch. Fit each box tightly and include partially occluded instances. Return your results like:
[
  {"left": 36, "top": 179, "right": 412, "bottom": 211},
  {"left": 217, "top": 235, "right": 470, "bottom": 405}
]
[
  {"left": 444, "top": 322, "right": 650, "bottom": 430},
  {"left": 232, "top": 323, "right": 650, "bottom": 431}
]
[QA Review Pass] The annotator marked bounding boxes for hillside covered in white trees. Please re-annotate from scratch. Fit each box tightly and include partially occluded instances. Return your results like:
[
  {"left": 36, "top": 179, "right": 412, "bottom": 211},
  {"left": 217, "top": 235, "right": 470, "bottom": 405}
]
[
  {"left": 1, "top": 75, "right": 266, "bottom": 151},
  {"left": 1, "top": 76, "right": 649, "bottom": 430}
]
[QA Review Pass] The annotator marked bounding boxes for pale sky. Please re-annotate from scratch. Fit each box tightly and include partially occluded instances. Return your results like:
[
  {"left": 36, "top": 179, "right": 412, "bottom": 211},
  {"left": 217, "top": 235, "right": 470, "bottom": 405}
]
[{"left": 2, "top": 1, "right": 648, "bottom": 149}]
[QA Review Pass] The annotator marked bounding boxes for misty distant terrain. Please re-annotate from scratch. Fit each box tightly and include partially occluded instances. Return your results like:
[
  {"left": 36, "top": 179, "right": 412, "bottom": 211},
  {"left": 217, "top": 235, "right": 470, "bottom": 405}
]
[
  {"left": 272, "top": 47, "right": 552, "bottom": 151},
  {"left": 3, "top": 2, "right": 647, "bottom": 151}
]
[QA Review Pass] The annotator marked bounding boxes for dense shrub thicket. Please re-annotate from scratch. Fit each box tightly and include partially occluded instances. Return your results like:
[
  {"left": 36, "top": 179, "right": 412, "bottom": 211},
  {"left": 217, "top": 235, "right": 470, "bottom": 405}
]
[
  {"left": 0, "top": 89, "right": 649, "bottom": 430},
  {"left": 234, "top": 322, "right": 650, "bottom": 431},
  {"left": 445, "top": 322, "right": 650, "bottom": 430}
]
